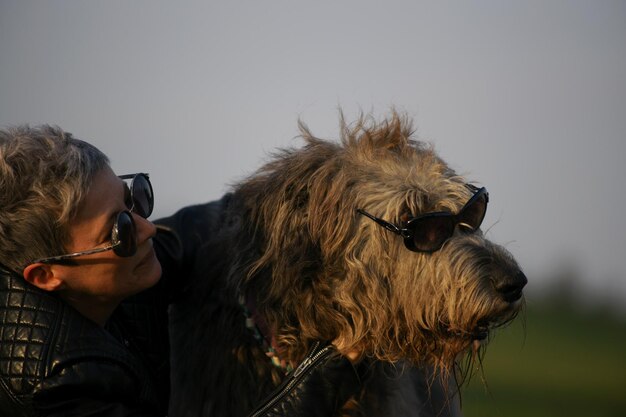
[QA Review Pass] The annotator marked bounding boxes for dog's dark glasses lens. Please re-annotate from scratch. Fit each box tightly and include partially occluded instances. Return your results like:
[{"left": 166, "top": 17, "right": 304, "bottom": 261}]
[
  {"left": 357, "top": 186, "right": 488, "bottom": 253},
  {"left": 120, "top": 173, "right": 154, "bottom": 218},
  {"left": 406, "top": 188, "right": 488, "bottom": 251},
  {"left": 111, "top": 210, "right": 137, "bottom": 257},
  {"left": 457, "top": 189, "right": 488, "bottom": 231},
  {"left": 408, "top": 216, "right": 455, "bottom": 252}
]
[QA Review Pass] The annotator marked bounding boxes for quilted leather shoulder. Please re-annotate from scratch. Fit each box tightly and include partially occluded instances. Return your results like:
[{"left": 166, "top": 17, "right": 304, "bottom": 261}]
[
  {"left": 0, "top": 270, "right": 62, "bottom": 400},
  {"left": 0, "top": 268, "right": 152, "bottom": 414}
]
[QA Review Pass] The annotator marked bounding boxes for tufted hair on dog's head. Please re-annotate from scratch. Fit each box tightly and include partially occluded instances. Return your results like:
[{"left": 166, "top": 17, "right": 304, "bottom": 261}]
[{"left": 230, "top": 111, "right": 522, "bottom": 382}]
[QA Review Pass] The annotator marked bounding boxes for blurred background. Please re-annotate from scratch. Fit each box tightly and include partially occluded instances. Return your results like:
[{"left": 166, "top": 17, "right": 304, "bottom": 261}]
[{"left": 1, "top": 1, "right": 624, "bottom": 415}]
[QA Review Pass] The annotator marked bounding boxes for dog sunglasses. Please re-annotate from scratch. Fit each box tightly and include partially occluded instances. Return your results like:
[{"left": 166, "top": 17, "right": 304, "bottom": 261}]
[
  {"left": 357, "top": 185, "right": 488, "bottom": 253},
  {"left": 32, "top": 173, "right": 154, "bottom": 264}
]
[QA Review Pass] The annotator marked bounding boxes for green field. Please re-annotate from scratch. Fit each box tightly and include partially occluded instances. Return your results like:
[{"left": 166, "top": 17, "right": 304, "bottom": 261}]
[{"left": 462, "top": 299, "right": 626, "bottom": 417}]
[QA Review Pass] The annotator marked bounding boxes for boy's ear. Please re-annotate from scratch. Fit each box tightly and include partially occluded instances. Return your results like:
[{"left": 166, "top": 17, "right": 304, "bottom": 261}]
[{"left": 22, "top": 263, "right": 64, "bottom": 292}]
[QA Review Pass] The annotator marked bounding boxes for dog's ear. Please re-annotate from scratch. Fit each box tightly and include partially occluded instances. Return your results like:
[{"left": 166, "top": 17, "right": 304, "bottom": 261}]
[{"left": 236, "top": 165, "right": 324, "bottom": 289}]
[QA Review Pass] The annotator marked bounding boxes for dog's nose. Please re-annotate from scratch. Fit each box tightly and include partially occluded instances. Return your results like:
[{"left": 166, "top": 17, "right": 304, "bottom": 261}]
[{"left": 493, "top": 270, "right": 527, "bottom": 303}]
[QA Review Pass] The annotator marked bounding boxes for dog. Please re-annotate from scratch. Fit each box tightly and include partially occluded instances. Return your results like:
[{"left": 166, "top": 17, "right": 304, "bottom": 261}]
[{"left": 168, "top": 112, "right": 526, "bottom": 416}]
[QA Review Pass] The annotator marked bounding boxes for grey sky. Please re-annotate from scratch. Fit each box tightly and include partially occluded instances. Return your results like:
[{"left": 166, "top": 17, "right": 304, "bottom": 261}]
[{"left": 1, "top": 1, "right": 625, "bottom": 304}]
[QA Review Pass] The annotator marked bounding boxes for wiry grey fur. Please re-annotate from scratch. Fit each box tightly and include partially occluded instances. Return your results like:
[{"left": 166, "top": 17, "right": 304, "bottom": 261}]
[{"left": 169, "top": 112, "right": 526, "bottom": 416}]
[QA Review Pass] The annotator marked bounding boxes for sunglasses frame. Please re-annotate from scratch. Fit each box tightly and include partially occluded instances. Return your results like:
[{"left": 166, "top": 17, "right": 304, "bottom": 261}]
[
  {"left": 29, "top": 173, "right": 153, "bottom": 265},
  {"left": 119, "top": 173, "right": 154, "bottom": 218},
  {"left": 357, "top": 185, "right": 489, "bottom": 253}
]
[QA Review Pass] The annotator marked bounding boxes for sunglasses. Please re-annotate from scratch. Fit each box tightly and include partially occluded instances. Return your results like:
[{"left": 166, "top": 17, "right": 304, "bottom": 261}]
[
  {"left": 357, "top": 185, "right": 488, "bottom": 253},
  {"left": 32, "top": 173, "right": 154, "bottom": 264}
]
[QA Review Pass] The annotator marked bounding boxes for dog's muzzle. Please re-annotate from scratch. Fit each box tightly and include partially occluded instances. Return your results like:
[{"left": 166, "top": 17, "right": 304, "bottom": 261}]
[{"left": 492, "top": 270, "right": 527, "bottom": 303}]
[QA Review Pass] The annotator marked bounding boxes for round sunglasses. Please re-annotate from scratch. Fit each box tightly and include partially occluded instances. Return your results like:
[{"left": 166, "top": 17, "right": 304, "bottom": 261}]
[
  {"left": 32, "top": 173, "right": 154, "bottom": 265},
  {"left": 357, "top": 186, "right": 488, "bottom": 253}
]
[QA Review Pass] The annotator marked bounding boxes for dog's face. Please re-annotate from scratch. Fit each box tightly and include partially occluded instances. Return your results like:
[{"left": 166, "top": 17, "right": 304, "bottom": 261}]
[
  {"left": 240, "top": 113, "right": 526, "bottom": 377},
  {"left": 336, "top": 152, "right": 525, "bottom": 369}
]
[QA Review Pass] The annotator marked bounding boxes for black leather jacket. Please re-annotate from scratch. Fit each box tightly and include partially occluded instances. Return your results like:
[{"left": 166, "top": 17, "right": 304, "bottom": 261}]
[
  {"left": 0, "top": 225, "right": 178, "bottom": 416},
  {"left": 0, "top": 270, "right": 169, "bottom": 416},
  {"left": 0, "top": 199, "right": 360, "bottom": 417}
]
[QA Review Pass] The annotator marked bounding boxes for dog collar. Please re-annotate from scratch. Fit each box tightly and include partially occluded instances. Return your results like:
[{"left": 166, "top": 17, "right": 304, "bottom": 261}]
[{"left": 238, "top": 294, "right": 294, "bottom": 374}]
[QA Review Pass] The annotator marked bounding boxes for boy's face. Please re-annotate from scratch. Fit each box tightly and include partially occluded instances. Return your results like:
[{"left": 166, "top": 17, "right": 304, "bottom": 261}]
[{"left": 54, "top": 165, "right": 162, "bottom": 306}]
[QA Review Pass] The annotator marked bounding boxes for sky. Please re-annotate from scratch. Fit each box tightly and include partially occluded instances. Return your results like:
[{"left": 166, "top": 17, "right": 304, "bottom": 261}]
[{"left": 1, "top": 1, "right": 625, "bottom": 308}]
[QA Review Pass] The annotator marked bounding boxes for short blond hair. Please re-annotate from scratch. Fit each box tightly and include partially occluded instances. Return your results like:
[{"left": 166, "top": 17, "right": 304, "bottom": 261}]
[{"left": 0, "top": 125, "right": 109, "bottom": 272}]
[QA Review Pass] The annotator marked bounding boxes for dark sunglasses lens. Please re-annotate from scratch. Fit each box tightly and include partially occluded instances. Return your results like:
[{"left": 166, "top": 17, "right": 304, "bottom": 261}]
[
  {"left": 458, "top": 192, "right": 488, "bottom": 230},
  {"left": 112, "top": 212, "right": 137, "bottom": 257},
  {"left": 410, "top": 216, "right": 455, "bottom": 251},
  {"left": 131, "top": 174, "right": 154, "bottom": 218}
]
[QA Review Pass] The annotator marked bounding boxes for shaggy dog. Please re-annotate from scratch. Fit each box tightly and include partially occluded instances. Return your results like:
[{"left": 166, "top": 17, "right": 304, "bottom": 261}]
[{"left": 169, "top": 112, "right": 526, "bottom": 416}]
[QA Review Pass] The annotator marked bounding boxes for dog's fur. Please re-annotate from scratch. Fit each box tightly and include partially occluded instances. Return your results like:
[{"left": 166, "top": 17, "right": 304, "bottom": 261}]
[{"left": 169, "top": 112, "right": 525, "bottom": 416}]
